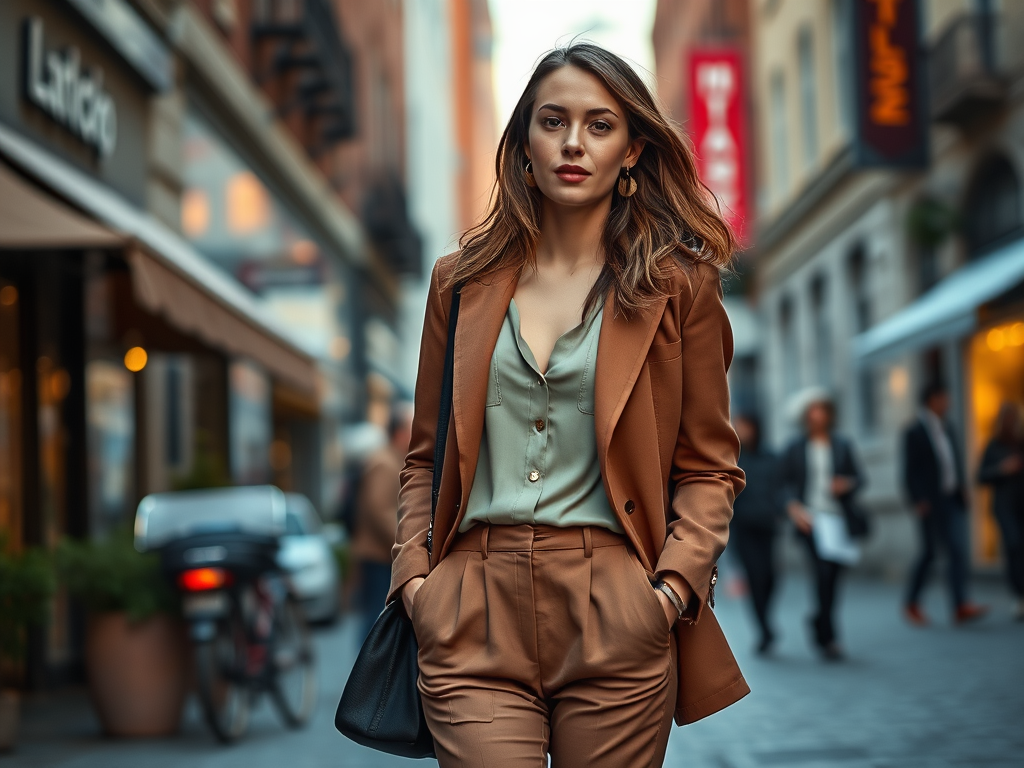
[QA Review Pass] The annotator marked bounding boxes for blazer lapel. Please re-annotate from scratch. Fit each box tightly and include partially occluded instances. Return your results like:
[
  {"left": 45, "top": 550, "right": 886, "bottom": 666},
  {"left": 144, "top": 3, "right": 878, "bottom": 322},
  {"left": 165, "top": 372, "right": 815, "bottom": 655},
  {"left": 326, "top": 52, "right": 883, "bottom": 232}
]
[
  {"left": 594, "top": 292, "right": 669, "bottom": 463},
  {"left": 451, "top": 265, "right": 519, "bottom": 513}
]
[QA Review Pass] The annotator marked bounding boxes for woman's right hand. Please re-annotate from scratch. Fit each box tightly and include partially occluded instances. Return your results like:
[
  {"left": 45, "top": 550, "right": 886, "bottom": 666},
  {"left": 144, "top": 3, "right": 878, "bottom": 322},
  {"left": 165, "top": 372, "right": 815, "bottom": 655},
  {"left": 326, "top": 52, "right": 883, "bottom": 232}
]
[
  {"left": 787, "top": 502, "right": 813, "bottom": 535},
  {"left": 402, "top": 576, "right": 426, "bottom": 619}
]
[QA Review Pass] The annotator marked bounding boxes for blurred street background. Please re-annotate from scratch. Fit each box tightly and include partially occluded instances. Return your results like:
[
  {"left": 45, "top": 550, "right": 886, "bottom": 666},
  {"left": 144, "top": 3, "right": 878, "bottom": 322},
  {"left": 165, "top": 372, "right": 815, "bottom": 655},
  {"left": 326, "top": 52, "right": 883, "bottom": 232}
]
[{"left": 1, "top": 0, "right": 1023, "bottom": 765}]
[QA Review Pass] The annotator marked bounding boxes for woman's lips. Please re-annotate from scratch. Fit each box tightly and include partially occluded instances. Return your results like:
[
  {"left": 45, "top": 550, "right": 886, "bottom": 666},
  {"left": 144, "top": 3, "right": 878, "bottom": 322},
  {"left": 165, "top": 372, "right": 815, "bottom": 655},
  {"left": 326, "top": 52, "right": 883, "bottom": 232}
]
[{"left": 554, "top": 165, "right": 591, "bottom": 183}]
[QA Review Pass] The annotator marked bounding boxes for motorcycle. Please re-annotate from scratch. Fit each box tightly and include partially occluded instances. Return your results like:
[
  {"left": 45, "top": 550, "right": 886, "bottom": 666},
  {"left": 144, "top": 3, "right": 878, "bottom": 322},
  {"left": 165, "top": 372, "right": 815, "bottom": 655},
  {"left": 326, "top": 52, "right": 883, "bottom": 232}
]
[{"left": 135, "top": 486, "right": 316, "bottom": 743}]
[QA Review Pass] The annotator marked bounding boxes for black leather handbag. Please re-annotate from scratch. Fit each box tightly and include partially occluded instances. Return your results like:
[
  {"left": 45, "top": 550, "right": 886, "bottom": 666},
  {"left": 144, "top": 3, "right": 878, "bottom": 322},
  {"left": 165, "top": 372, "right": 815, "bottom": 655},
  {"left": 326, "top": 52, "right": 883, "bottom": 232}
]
[{"left": 335, "top": 285, "right": 461, "bottom": 759}]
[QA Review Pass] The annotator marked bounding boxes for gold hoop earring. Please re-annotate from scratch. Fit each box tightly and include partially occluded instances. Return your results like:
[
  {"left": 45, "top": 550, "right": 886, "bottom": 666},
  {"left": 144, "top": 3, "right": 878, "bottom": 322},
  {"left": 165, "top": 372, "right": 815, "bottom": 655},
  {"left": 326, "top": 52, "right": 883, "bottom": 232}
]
[
  {"left": 524, "top": 160, "right": 537, "bottom": 188},
  {"left": 618, "top": 165, "right": 637, "bottom": 197}
]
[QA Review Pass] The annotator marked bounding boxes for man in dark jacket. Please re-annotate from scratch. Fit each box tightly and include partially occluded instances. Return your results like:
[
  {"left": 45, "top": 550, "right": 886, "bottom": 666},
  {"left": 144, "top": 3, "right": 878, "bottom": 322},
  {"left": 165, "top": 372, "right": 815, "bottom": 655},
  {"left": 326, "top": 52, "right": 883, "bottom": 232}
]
[
  {"left": 731, "top": 414, "right": 784, "bottom": 654},
  {"left": 903, "top": 382, "right": 988, "bottom": 625}
]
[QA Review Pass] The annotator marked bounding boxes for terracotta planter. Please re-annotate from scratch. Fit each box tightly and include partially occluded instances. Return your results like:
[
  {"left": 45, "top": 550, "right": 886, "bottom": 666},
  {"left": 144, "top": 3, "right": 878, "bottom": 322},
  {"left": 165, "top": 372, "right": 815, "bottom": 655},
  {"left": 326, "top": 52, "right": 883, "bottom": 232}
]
[
  {"left": 0, "top": 689, "right": 18, "bottom": 752},
  {"left": 85, "top": 613, "right": 188, "bottom": 737}
]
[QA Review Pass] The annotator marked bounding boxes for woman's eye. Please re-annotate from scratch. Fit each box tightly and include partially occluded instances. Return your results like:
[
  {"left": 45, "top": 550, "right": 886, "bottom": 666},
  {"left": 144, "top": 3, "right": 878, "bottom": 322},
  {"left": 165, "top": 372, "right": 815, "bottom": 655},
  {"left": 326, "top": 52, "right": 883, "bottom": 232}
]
[
  {"left": 543, "top": 116, "right": 563, "bottom": 128},
  {"left": 591, "top": 121, "right": 611, "bottom": 132}
]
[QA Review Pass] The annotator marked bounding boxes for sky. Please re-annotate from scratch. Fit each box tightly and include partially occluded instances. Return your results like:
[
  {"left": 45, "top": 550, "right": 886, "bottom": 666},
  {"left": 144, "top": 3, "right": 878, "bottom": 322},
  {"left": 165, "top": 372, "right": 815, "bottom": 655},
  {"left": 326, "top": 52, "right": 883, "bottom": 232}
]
[{"left": 488, "top": 0, "right": 658, "bottom": 130}]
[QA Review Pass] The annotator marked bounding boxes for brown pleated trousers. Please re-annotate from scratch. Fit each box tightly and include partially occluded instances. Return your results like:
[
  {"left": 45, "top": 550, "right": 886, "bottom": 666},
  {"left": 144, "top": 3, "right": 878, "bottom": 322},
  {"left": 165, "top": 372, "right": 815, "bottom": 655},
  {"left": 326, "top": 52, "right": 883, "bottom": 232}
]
[{"left": 411, "top": 524, "right": 677, "bottom": 768}]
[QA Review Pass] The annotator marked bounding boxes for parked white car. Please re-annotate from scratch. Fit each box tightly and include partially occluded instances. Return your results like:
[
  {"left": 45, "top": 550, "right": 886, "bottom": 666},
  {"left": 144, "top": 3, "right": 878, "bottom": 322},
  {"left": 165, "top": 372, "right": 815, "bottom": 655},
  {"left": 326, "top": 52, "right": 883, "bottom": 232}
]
[{"left": 276, "top": 493, "right": 340, "bottom": 624}]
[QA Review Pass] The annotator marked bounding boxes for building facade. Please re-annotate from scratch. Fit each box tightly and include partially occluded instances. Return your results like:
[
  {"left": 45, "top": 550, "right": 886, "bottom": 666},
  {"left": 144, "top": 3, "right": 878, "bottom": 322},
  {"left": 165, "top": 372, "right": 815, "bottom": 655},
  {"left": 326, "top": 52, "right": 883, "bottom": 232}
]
[
  {"left": 652, "top": 0, "right": 761, "bottom": 414},
  {"left": 747, "top": 0, "right": 1024, "bottom": 573},
  {"left": 399, "top": 0, "right": 495, "bottom": 387},
  {"left": 0, "top": 0, "right": 418, "bottom": 685}
]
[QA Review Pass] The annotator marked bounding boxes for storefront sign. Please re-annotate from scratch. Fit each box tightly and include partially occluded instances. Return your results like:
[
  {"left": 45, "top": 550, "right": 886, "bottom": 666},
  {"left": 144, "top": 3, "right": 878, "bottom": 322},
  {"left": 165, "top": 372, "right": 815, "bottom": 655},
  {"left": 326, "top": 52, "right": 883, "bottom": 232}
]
[
  {"left": 687, "top": 49, "right": 749, "bottom": 245},
  {"left": 852, "top": 0, "right": 926, "bottom": 167},
  {"left": 21, "top": 17, "right": 117, "bottom": 158}
]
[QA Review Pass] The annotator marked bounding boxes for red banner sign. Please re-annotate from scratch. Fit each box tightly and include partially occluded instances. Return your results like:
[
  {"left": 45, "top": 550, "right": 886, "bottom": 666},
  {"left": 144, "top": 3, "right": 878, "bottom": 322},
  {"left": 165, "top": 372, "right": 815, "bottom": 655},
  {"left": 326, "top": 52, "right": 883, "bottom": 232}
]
[{"left": 687, "top": 49, "right": 749, "bottom": 246}]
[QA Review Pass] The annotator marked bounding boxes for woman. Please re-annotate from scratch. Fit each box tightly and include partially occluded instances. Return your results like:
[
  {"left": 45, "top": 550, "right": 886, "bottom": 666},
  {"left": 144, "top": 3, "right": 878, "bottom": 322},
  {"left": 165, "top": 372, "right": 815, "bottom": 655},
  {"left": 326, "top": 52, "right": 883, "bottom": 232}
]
[
  {"left": 731, "top": 414, "right": 784, "bottom": 655},
  {"left": 781, "top": 393, "right": 863, "bottom": 661},
  {"left": 977, "top": 402, "right": 1024, "bottom": 620},
  {"left": 390, "top": 44, "right": 746, "bottom": 767}
]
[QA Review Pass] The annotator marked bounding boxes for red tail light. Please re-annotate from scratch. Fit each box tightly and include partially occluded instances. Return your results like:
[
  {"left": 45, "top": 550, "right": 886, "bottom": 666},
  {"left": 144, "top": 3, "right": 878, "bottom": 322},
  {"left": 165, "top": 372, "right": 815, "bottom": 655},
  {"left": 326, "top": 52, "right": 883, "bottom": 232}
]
[{"left": 178, "top": 567, "right": 232, "bottom": 592}]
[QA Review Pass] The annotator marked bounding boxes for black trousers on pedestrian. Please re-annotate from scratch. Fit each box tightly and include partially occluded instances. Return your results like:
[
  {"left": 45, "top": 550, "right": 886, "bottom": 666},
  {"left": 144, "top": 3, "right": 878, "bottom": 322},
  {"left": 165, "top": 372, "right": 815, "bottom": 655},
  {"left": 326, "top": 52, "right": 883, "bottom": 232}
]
[
  {"left": 731, "top": 526, "right": 777, "bottom": 643},
  {"left": 357, "top": 560, "right": 392, "bottom": 641},
  {"left": 799, "top": 532, "right": 843, "bottom": 648},
  {"left": 993, "top": 502, "right": 1024, "bottom": 598},
  {"left": 905, "top": 494, "right": 969, "bottom": 609}
]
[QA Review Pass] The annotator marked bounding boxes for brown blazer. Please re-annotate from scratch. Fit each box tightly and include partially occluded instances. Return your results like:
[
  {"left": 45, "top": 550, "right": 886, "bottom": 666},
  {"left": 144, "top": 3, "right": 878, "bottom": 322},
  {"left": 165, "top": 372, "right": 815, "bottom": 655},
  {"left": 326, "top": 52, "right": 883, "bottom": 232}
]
[{"left": 390, "top": 253, "right": 748, "bottom": 725}]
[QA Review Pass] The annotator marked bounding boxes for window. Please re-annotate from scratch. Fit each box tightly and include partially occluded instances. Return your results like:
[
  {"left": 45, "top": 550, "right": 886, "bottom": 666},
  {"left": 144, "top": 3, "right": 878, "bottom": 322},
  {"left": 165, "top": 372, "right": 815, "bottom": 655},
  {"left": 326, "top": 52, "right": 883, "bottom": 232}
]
[
  {"left": 917, "top": 244, "right": 939, "bottom": 294},
  {"left": 849, "top": 247, "right": 877, "bottom": 430},
  {"left": 779, "top": 295, "right": 800, "bottom": 395},
  {"left": 810, "top": 274, "right": 833, "bottom": 388},
  {"left": 831, "top": 0, "right": 854, "bottom": 137},
  {"left": 965, "top": 154, "right": 1023, "bottom": 256},
  {"left": 797, "top": 26, "right": 819, "bottom": 168},
  {"left": 769, "top": 71, "right": 789, "bottom": 198}
]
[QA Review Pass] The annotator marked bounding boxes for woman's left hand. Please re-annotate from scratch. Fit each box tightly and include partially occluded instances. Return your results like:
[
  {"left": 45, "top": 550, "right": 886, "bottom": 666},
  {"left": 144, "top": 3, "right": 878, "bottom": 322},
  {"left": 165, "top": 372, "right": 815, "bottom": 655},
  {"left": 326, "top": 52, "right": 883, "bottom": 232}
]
[{"left": 656, "top": 589, "right": 678, "bottom": 631}]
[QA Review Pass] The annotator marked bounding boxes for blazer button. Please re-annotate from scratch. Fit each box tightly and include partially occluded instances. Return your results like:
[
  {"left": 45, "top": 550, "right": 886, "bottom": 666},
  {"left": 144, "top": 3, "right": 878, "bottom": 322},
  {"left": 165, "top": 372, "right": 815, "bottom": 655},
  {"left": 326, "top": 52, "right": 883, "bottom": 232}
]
[{"left": 624, "top": 499, "right": 635, "bottom": 515}]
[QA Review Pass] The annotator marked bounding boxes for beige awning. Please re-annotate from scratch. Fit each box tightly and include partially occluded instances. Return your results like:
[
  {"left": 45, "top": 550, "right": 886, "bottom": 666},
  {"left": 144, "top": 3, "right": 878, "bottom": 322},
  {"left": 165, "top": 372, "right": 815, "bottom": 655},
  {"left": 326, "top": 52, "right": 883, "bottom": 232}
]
[
  {"left": 127, "top": 248, "right": 317, "bottom": 394},
  {"left": 0, "top": 161, "right": 124, "bottom": 249},
  {"left": 0, "top": 124, "right": 318, "bottom": 396}
]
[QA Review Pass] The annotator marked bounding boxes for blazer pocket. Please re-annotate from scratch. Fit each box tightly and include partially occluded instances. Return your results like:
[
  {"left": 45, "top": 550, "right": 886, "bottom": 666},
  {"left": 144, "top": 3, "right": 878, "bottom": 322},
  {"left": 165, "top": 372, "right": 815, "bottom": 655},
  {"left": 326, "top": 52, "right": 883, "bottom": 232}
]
[
  {"left": 486, "top": 358, "right": 502, "bottom": 406},
  {"left": 646, "top": 339, "right": 682, "bottom": 364}
]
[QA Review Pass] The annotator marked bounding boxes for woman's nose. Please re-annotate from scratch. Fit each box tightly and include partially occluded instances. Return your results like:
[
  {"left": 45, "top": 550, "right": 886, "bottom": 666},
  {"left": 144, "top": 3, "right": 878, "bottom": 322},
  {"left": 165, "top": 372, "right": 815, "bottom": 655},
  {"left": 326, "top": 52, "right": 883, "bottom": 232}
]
[{"left": 562, "top": 125, "right": 584, "bottom": 156}]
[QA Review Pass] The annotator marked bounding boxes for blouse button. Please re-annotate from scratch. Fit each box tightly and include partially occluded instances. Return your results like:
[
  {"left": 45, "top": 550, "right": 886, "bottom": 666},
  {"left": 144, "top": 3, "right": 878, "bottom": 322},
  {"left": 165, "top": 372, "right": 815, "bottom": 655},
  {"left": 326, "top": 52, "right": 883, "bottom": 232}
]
[
  {"left": 535, "top": 419, "right": 545, "bottom": 432},
  {"left": 624, "top": 499, "right": 635, "bottom": 515},
  {"left": 528, "top": 470, "right": 540, "bottom": 482}
]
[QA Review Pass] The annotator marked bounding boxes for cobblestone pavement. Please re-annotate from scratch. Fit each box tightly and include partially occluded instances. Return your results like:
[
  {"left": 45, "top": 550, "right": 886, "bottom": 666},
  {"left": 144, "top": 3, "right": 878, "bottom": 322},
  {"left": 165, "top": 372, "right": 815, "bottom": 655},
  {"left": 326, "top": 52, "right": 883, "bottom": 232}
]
[{"left": 8, "top": 572, "right": 1023, "bottom": 767}]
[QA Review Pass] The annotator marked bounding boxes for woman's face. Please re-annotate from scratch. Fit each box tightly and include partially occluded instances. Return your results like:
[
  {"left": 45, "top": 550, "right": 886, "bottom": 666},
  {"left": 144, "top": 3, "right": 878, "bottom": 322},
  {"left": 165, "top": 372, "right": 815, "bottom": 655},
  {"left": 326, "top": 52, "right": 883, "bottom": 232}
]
[
  {"left": 805, "top": 402, "right": 832, "bottom": 434},
  {"left": 524, "top": 65, "right": 644, "bottom": 209}
]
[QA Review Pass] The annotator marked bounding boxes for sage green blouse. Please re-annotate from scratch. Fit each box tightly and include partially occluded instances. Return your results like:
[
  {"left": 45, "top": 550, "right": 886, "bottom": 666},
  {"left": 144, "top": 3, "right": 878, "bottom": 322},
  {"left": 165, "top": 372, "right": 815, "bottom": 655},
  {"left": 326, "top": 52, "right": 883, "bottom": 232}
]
[{"left": 460, "top": 298, "right": 622, "bottom": 533}]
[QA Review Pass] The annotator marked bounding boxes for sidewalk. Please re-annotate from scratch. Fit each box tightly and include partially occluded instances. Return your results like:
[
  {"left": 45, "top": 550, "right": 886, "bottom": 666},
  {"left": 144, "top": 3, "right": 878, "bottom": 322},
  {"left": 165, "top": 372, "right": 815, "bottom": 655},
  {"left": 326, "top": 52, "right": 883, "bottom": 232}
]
[{"left": 6, "top": 571, "right": 1023, "bottom": 767}]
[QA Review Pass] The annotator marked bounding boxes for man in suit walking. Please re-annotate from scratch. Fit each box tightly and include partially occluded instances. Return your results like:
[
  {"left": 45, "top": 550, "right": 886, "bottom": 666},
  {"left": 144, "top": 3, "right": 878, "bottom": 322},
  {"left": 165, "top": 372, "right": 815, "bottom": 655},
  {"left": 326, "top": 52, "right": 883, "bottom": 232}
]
[{"left": 903, "top": 382, "right": 988, "bottom": 625}]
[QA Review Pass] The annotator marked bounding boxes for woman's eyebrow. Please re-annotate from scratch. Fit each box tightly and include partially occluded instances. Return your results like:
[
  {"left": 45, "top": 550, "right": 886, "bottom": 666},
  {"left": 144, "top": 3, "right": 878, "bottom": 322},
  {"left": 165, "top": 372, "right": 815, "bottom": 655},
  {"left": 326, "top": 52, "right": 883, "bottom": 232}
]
[{"left": 537, "top": 103, "right": 620, "bottom": 119}]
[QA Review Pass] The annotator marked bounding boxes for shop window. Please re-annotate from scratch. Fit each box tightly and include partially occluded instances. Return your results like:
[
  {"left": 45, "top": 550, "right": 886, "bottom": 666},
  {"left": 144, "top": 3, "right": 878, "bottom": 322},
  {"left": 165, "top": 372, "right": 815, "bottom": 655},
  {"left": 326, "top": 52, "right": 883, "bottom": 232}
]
[
  {"left": 0, "top": 279, "right": 22, "bottom": 548},
  {"left": 229, "top": 360, "right": 271, "bottom": 485},
  {"left": 86, "top": 361, "right": 135, "bottom": 537},
  {"left": 969, "top": 320, "right": 1024, "bottom": 564},
  {"left": 965, "top": 153, "right": 1023, "bottom": 257}
]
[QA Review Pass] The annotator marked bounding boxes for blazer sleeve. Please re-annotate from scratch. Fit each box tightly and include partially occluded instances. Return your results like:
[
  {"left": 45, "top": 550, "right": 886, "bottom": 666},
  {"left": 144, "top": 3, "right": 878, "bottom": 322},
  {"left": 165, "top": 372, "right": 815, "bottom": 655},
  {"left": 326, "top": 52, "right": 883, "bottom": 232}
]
[
  {"left": 388, "top": 259, "right": 452, "bottom": 605},
  {"left": 655, "top": 264, "right": 745, "bottom": 622}
]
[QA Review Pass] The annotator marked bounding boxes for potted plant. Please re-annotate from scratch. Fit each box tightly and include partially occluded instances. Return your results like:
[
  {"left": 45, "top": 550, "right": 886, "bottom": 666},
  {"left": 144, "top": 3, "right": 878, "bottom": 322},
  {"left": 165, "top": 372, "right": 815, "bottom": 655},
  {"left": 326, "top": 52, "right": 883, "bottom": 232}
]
[
  {"left": 0, "top": 542, "right": 55, "bottom": 752},
  {"left": 56, "top": 530, "right": 188, "bottom": 737}
]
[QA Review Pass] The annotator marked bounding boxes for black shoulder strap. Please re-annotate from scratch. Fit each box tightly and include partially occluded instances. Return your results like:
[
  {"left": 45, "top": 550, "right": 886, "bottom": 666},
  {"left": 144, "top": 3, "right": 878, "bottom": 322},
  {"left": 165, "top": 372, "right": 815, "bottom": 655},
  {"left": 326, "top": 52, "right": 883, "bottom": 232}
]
[{"left": 427, "top": 284, "right": 462, "bottom": 558}]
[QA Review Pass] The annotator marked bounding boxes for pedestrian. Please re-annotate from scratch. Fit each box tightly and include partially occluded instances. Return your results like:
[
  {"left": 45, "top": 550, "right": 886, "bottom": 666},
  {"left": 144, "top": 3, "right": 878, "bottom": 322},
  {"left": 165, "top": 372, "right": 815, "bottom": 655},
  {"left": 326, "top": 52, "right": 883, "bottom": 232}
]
[
  {"left": 781, "top": 391, "right": 863, "bottom": 661},
  {"left": 390, "top": 43, "right": 746, "bottom": 767},
  {"left": 903, "top": 382, "right": 989, "bottom": 625},
  {"left": 977, "top": 401, "right": 1024, "bottom": 620},
  {"left": 731, "top": 413, "right": 784, "bottom": 655},
  {"left": 349, "top": 403, "right": 413, "bottom": 641}
]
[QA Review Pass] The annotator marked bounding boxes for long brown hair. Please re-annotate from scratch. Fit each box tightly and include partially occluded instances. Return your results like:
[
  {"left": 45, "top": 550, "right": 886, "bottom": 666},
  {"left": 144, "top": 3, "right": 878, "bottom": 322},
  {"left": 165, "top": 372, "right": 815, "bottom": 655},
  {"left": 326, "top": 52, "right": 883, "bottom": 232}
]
[{"left": 446, "top": 43, "right": 735, "bottom": 318}]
